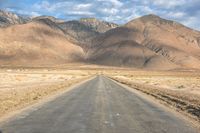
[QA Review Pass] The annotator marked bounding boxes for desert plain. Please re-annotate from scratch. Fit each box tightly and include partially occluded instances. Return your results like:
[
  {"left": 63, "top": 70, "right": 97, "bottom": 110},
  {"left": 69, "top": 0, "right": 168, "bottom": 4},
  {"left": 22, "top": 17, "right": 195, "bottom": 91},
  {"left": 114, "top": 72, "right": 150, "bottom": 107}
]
[{"left": 0, "top": 67, "right": 200, "bottom": 128}]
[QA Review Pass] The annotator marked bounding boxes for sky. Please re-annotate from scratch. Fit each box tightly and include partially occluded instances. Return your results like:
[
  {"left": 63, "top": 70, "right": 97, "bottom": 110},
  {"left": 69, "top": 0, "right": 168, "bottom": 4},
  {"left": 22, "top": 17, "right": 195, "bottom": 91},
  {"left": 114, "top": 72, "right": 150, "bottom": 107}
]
[{"left": 0, "top": 0, "right": 200, "bottom": 30}]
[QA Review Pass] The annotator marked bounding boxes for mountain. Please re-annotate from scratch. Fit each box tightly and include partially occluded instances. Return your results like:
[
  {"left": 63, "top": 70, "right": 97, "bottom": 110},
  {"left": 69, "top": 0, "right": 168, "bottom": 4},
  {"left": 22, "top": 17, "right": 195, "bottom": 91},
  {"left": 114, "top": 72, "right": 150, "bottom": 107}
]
[
  {"left": 30, "top": 17, "right": 118, "bottom": 49},
  {"left": 87, "top": 14, "right": 200, "bottom": 69},
  {"left": 0, "top": 10, "right": 29, "bottom": 27},
  {"left": 79, "top": 18, "right": 118, "bottom": 33},
  {"left": 0, "top": 20, "right": 84, "bottom": 66},
  {"left": 58, "top": 20, "right": 99, "bottom": 49},
  {"left": 31, "top": 16, "right": 65, "bottom": 32},
  {"left": 32, "top": 16, "right": 65, "bottom": 23},
  {"left": 0, "top": 10, "right": 200, "bottom": 70},
  {"left": 57, "top": 18, "right": 118, "bottom": 50}
]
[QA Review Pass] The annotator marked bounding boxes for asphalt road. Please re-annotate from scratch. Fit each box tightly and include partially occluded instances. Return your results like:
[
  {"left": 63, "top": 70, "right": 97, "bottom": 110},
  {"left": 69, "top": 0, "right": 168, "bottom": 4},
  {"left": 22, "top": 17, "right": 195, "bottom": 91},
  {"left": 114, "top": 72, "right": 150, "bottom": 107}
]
[{"left": 0, "top": 76, "right": 198, "bottom": 133}]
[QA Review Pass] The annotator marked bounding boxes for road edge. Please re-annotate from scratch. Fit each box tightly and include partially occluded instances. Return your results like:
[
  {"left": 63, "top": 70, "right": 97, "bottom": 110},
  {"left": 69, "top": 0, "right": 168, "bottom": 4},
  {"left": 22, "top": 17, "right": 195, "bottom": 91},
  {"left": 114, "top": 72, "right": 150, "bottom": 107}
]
[
  {"left": 0, "top": 76, "right": 97, "bottom": 125},
  {"left": 105, "top": 76, "right": 200, "bottom": 132}
]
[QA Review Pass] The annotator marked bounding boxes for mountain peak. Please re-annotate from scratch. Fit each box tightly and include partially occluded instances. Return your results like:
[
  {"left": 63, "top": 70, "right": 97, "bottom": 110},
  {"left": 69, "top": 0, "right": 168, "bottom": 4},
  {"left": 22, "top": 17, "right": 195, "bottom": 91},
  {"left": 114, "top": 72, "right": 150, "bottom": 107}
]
[
  {"left": 126, "top": 13, "right": 183, "bottom": 29},
  {"left": 138, "top": 14, "right": 163, "bottom": 22},
  {"left": 32, "top": 16, "right": 64, "bottom": 23},
  {"left": 79, "top": 17, "right": 118, "bottom": 33},
  {"left": 0, "top": 10, "right": 29, "bottom": 27},
  {"left": 144, "top": 14, "right": 160, "bottom": 18},
  {"left": 0, "top": 10, "right": 19, "bottom": 19},
  {"left": 80, "top": 18, "right": 98, "bottom": 22}
]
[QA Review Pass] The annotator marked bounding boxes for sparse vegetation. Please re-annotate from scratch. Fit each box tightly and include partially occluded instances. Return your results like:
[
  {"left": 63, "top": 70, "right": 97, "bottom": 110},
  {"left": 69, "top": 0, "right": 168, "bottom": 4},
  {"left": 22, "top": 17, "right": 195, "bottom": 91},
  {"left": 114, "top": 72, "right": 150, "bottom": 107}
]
[
  {"left": 107, "top": 70, "right": 200, "bottom": 122},
  {"left": 177, "top": 85, "right": 185, "bottom": 89},
  {"left": 1, "top": 68, "right": 200, "bottom": 126},
  {"left": 0, "top": 69, "right": 93, "bottom": 118}
]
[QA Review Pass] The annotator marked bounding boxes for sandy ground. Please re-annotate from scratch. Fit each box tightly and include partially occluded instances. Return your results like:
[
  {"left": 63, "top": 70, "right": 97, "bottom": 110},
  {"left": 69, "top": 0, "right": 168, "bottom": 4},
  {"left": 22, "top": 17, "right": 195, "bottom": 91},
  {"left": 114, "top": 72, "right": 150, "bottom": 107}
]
[
  {"left": 106, "top": 70, "right": 200, "bottom": 123},
  {"left": 1, "top": 76, "right": 198, "bottom": 133},
  {"left": 111, "top": 72, "right": 200, "bottom": 96},
  {"left": 1, "top": 67, "right": 200, "bottom": 126},
  {"left": 0, "top": 69, "right": 93, "bottom": 118}
]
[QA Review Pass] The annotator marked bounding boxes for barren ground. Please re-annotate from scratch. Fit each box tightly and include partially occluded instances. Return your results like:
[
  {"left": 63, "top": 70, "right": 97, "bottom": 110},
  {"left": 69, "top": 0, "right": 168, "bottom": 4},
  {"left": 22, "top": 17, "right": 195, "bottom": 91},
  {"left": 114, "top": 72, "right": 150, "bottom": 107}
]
[
  {"left": 1, "top": 76, "right": 199, "bottom": 133},
  {"left": 0, "top": 67, "right": 200, "bottom": 127},
  {"left": 106, "top": 70, "right": 200, "bottom": 124},
  {"left": 0, "top": 68, "right": 94, "bottom": 118}
]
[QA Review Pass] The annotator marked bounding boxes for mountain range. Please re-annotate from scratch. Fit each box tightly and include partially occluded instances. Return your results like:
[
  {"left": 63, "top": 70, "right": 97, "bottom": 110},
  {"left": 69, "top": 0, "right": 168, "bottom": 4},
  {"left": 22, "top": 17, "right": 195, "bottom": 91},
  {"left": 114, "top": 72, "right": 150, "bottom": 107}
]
[{"left": 0, "top": 10, "right": 200, "bottom": 70}]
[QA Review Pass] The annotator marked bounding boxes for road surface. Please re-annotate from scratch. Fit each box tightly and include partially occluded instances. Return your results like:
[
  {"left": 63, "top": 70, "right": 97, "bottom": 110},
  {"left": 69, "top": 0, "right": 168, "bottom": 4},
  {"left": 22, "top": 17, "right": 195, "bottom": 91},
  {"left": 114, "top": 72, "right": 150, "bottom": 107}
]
[{"left": 0, "top": 76, "right": 198, "bottom": 133}]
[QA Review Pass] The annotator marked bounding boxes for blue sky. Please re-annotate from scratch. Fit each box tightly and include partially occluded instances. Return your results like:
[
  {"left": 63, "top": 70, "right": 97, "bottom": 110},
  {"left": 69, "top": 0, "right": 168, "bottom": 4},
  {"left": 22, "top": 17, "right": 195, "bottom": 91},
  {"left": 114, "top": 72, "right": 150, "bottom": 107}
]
[{"left": 0, "top": 0, "right": 200, "bottom": 30}]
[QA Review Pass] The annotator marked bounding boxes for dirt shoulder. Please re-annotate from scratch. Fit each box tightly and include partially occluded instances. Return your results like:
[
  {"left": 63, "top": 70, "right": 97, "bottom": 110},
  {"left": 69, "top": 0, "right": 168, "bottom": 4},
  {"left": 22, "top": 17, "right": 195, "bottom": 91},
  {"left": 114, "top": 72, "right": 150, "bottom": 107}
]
[
  {"left": 110, "top": 75, "right": 200, "bottom": 125},
  {"left": 0, "top": 70, "right": 92, "bottom": 120}
]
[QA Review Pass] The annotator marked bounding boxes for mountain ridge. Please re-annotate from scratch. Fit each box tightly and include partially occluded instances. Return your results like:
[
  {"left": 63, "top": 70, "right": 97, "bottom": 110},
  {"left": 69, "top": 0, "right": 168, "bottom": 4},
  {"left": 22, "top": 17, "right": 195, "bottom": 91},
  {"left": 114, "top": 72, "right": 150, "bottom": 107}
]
[
  {"left": 0, "top": 10, "right": 29, "bottom": 27},
  {"left": 0, "top": 10, "right": 200, "bottom": 70}
]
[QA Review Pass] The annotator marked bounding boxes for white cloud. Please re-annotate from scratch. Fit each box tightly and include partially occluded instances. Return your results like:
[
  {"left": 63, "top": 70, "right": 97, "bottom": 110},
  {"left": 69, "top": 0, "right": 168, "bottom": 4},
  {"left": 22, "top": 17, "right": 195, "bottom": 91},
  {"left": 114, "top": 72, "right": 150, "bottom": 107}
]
[
  {"left": 100, "top": 8, "right": 119, "bottom": 15},
  {"left": 33, "top": 1, "right": 51, "bottom": 11},
  {"left": 166, "top": 12, "right": 186, "bottom": 18},
  {"left": 32, "top": 1, "right": 94, "bottom": 17},
  {"left": 121, "top": 9, "right": 131, "bottom": 14},
  {"left": 182, "top": 16, "right": 199, "bottom": 30},
  {"left": 30, "top": 12, "right": 41, "bottom": 17},
  {"left": 139, "top": 5, "right": 154, "bottom": 14},
  {"left": 33, "top": 1, "right": 73, "bottom": 12},
  {"left": 66, "top": 11, "right": 95, "bottom": 16},
  {"left": 7, "top": 9, "right": 41, "bottom": 17},
  {"left": 1, "top": 0, "right": 200, "bottom": 30},
  {"left": 5, "top": 8, "right": 15, "bottom": 12},
  {"left": 150, "top": 0, "right": 187, "bottom": 8},
  {"left": 124, "top": 12, "right": 140, "bottom": 22},
  {"left": 74, "top": 3, "right": 92, "bottom": 10},
  {"left": 97, "top": 0, "right": 123, "bottom": 7}
]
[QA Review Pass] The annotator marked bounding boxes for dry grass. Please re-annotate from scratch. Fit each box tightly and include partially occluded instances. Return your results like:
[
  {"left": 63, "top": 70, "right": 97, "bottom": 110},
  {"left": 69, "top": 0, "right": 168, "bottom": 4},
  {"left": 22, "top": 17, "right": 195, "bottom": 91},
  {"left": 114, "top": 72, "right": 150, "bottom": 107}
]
[
  {"left": 106, "top": 70, "right": 200, "bottom": 122},
  {"left": 0, "top": 69, "right": 94, "bottom": 118},
  {"left": 1, "top": 67, "right": 200, "bottom": 125}
]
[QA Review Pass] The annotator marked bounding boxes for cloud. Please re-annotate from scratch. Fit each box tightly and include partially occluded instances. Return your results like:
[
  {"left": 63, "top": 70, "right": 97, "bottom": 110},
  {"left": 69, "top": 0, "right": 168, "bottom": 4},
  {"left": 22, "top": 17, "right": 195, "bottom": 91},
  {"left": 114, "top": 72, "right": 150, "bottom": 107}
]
[
  {"left": 4, "top": 7, "right": 41, "bottom": 17},
  {"left": 66, "top": 11, "right": 95, "bottom": 16},
  {"left": 182, "top": 16, "right": 199, "bottom": 30},
  {"left": 99, "top": 8, "right": 119, "bottom": 15},
  {"left": 150, "top": 0, "right": 187, "bottom": 8},
  {"left": 0, "top": 0, "right": 199, "bottom": 30},
  {"left": 166, "top": 12, "right": 186, "bottom": 18},
  {"left": 74, "top": 3, "right": 92, "bottom": 10},
  {"left": 31, "top": 1, "right": 94, "bottom": 17},
  {"left": 97, "top": 0, "right": 123, "bottom": 7},
  {"left": 30, "top": 12, "right": 41, "bottom": 17},
  {"left": 33, "top": 1, "right": 71, "bottom": 12}
]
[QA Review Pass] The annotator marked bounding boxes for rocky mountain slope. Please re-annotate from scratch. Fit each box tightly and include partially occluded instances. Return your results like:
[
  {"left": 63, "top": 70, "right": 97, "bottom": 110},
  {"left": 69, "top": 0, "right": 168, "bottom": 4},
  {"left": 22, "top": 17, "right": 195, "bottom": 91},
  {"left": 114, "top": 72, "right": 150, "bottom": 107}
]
[
  {"left": 88, "top": 14, "right": 200, "bottom": 69},
  {"left": 32, "top": 16, "right": 65, "bottom": 23},
  {"left": 58, "top": 20, "right": 100, "bottom": 49},
  {"left": 0, "top": 10, "right": 29, "bottom": 27},
  {"left": 0, "top": 10, "right": 200, "bottom": 70},
  {"left": 0, "top": 20, "right": 84, "bottom": 66},
  {"left": 79, "top": 18, "right": 118, "bottom": 33},
  {"left": 57, "top": 18, "right": 118, "bottom": 50}
]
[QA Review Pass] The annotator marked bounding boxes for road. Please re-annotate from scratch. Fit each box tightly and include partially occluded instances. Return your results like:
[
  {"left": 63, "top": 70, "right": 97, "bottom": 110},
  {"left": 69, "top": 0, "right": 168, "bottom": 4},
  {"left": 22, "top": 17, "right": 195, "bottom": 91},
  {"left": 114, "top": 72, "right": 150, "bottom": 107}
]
[{"left": 0, "top": 76, "right": 198, "bottom": 133}]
